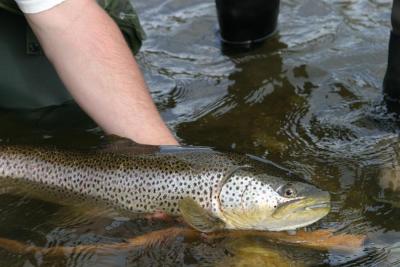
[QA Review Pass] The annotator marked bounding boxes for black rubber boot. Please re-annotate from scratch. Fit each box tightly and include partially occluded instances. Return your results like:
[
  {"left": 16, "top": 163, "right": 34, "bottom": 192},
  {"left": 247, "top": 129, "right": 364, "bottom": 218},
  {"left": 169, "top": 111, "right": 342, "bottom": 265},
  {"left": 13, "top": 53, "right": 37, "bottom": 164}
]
[
  {"left": 383, "top": 32, "right": 400, "bottom": 102},
  {"left": 215, "top": 0, "right": 280, "bottom": 46},
  {"left": 383, "top": 1, "right": 400, "bottom": 107}
]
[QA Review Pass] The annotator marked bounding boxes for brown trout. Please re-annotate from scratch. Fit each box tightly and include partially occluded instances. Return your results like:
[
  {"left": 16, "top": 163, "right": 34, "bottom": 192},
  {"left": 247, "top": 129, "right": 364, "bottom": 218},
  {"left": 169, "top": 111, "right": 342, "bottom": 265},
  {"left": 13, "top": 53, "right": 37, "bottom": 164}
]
[{"left": 0, "top": 138, "right": 330, "bottom": 232}]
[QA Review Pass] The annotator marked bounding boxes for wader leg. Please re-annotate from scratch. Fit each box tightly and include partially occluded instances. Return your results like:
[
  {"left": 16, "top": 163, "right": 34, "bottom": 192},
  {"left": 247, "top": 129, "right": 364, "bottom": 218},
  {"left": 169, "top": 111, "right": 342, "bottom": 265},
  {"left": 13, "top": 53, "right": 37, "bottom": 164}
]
[
  {"left": 0, "top": 11, "right": 71, "bottom": 109},
  {"left": 215, "top": 0, "right": 280, "bottom": 47},
  {"left": 383, "top": 1, "right": 400, "bottom": 106}
]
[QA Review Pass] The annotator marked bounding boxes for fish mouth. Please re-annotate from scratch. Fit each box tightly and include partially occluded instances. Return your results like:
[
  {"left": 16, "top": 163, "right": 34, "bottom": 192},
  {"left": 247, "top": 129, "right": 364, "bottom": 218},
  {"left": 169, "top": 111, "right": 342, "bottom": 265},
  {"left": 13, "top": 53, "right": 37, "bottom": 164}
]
[
  {"left": 272, "top": 197, "right": 331, "bottom": 219},
  {"left": 303, "top": 202, "right": 330, "bottom": 211}
]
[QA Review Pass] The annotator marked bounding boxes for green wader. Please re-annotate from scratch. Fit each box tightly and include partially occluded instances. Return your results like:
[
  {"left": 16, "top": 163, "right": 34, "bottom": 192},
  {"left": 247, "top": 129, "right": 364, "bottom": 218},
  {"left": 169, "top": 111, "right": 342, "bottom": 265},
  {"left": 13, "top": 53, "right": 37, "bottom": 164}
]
[{"left": 0, "top": 0, "right": 146, "bottom": 109}]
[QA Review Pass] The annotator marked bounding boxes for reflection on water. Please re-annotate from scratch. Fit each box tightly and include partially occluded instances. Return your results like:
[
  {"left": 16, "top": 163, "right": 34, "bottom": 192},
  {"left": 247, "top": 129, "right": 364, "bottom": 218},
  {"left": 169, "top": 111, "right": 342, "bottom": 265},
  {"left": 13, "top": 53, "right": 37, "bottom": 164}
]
[
  {"left": 0, "top": 0, "right": 400, "bottom": 266},
  {"left": 216, "top": 237, "right": 308, "bottom": 267}
]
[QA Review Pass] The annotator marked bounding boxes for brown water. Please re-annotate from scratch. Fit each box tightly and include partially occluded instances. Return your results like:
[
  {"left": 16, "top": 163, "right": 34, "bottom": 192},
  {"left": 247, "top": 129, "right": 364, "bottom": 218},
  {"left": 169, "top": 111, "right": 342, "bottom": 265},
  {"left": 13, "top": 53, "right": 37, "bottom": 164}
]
[{"left": 0, "top": 0, "right": 400, "bottom": 266}]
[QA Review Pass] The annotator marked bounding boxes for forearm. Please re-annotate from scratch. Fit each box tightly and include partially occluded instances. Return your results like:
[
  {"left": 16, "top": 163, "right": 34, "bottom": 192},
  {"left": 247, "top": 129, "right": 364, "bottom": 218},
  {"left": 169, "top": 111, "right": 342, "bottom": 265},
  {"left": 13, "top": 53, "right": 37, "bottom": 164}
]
[{"left": 25, "top": 0, "right": 178, "bottom": 145}]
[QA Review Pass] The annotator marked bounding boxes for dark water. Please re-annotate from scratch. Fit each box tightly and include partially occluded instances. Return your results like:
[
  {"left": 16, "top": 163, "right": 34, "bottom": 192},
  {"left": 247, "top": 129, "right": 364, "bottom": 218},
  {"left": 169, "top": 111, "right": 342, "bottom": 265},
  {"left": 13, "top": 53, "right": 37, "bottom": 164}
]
[{"left": 0, "top": 0, "right": 400, "bottom": 266}]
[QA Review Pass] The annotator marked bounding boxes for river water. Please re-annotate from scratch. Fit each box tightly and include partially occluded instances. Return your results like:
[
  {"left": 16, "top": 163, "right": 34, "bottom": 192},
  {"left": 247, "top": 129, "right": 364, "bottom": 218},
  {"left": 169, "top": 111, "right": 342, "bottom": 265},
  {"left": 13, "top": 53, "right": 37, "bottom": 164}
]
[{"left": 0, "top": 0, "right": 399, "bottom": 266}]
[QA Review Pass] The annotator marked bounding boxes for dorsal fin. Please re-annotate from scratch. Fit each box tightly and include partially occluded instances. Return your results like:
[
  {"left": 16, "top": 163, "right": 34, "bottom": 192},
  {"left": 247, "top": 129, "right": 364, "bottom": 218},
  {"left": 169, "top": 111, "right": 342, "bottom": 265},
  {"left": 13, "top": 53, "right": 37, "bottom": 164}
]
[
  {"left": 99, "top": 135, "right": 160, "bottom": 155},
  {"left": 99, "top": 135, "right": 214, "bottom": 156}
]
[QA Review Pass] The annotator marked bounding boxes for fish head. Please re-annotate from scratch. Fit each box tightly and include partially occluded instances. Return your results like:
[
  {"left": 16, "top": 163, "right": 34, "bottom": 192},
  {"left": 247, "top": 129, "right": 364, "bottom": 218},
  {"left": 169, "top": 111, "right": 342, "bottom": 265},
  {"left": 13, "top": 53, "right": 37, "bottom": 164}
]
[{"left": 217, "top": 169, "right": 330, "bottom": 231}]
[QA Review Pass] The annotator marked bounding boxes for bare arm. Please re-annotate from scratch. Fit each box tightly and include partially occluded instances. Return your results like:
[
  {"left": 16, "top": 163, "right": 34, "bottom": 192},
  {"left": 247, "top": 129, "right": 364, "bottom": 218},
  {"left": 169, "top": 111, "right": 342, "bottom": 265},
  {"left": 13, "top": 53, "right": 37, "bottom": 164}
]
[{"left": 25, "top": 0, "right": 178, "bottom": 145}]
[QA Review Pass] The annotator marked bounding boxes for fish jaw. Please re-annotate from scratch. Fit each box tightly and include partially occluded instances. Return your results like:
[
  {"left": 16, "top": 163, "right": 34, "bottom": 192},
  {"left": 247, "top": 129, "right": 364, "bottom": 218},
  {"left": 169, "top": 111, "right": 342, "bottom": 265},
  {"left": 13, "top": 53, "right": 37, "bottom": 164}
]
[{"left": 268, "top": 192, "right": 331, "bottom": 231}]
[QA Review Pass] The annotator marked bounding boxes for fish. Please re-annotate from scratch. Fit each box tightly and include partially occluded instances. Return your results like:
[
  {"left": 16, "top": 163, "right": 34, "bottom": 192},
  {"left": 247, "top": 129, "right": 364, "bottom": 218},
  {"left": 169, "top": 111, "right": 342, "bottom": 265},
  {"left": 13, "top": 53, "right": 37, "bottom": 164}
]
[{"left": 0, "top": 136, "right": 330, "bottom": 232}]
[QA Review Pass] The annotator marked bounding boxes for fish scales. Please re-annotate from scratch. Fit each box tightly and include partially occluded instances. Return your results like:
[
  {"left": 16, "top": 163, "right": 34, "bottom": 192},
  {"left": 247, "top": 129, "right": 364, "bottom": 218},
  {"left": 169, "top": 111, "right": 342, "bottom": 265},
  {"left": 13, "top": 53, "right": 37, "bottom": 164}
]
[{"left": 0, "top": 145, "right": 233, "bottom": 215}]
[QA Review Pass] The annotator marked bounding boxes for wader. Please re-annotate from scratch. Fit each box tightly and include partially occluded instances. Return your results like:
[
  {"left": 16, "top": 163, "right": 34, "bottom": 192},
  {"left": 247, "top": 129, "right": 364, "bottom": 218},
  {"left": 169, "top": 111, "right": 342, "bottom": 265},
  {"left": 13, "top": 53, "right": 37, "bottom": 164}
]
[
  {"left": 384, "top": 0, "right": 400, "bottom": 105},
  {"left": 0, "top": 0, "right": 145, "bottom": 109}
]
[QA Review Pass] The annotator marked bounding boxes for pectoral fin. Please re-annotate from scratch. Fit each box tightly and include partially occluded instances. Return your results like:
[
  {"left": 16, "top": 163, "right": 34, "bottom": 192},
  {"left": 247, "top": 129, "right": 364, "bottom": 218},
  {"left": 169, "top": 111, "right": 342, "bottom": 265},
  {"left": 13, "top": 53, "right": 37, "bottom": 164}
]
[{"left": 178, "top": 198, "right": 225, "bottom": 233}]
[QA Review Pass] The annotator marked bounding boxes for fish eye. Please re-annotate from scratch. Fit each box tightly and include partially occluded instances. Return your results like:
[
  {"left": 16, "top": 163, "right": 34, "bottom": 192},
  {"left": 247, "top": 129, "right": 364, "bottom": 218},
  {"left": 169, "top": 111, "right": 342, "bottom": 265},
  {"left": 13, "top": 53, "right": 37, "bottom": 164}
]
[{"left": 279, "top": 184, "right": 297, "bottom": 198}]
